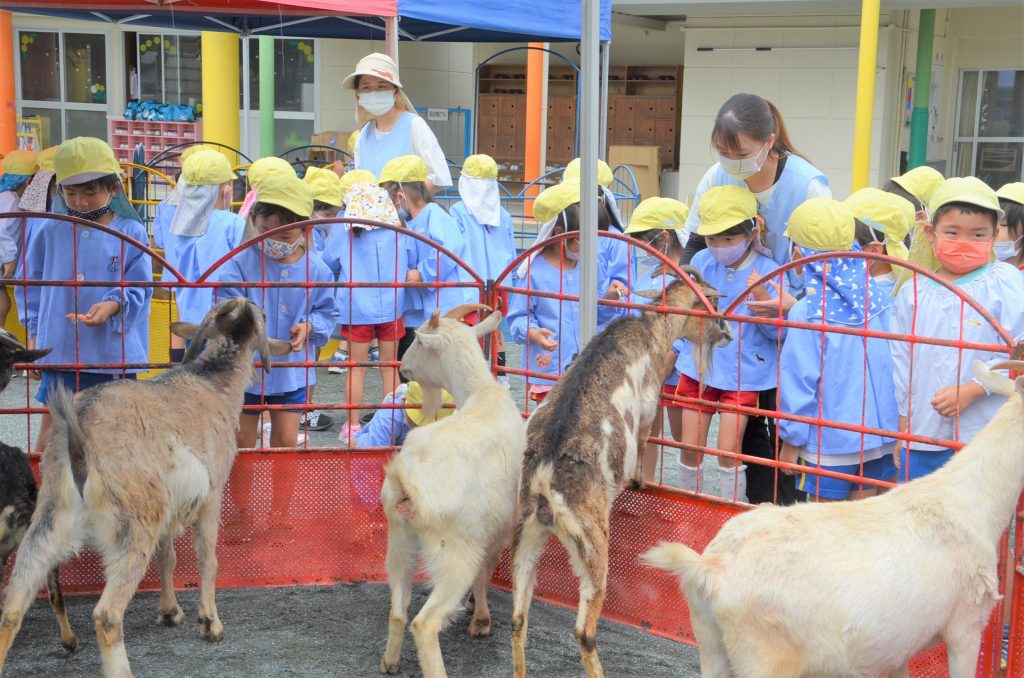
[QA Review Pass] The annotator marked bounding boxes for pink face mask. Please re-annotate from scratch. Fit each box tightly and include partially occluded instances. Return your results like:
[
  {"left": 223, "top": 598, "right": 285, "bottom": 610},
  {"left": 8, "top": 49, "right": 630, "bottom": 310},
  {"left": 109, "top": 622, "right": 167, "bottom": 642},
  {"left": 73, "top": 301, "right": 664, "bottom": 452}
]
[{"left": 932, "top": 237, "right": 991, "bottom": 275}]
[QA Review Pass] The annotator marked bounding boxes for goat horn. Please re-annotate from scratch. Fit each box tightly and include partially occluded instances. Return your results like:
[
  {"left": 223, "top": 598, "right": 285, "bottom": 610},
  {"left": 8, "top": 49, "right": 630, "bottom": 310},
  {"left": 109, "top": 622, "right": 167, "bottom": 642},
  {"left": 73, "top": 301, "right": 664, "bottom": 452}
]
[
  {"left": 659, "top": 265, "right": 706, "bottom": 286},
  {"left": 428, "top": 308, "right": 442, "bottom": 329},
  {"left": 993, "top": 360, "right": 1024, "bottom": 373},
  {"left": 444, "top": 303, "right": 492, "bottom": 321},
  {"left": 181, "top": 314, "right": 215, "bottom": 364}
]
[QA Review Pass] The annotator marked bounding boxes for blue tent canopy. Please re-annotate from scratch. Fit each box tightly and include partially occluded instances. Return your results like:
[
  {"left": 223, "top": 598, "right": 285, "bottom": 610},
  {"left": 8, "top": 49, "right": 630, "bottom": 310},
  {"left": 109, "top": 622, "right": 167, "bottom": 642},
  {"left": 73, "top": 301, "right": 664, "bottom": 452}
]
[{"left": 1, "top": 0, "right": 611, "bottom": 42}]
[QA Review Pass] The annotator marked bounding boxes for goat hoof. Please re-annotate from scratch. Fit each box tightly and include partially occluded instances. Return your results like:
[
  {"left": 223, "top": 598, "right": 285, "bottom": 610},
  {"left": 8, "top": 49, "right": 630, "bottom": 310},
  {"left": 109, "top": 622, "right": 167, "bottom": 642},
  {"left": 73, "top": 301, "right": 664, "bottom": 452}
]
[
  {"left": 62, "top": 636, "right": 80, "bottom": 654},
  {"left": 198, "top": 616, "right": 224, "bottom": 642},
  {"left": 628, "top": 479, "right": 646, "bottom": 491},
  {"left": 468, "top": 616, "right": 492, "bottom": 638},
  {"left": 157, "top": 606, "right": 185, "bottom": 627},
  {"left": 379, "top": 657, "right": 401, "bottom": 674}
]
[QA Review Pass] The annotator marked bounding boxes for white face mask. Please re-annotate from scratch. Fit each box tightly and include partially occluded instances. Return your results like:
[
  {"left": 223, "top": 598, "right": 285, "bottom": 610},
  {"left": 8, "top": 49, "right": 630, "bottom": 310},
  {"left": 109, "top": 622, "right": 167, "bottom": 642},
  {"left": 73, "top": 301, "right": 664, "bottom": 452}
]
[
  {"left": 716, "top": 143, "right": 771, "bottom": 181},
  {"left": 358, "top": 90, "right": 396, "bottom": 117},
  {"left": 994, "top": 237, "right": 1021, "bottom": 262}
]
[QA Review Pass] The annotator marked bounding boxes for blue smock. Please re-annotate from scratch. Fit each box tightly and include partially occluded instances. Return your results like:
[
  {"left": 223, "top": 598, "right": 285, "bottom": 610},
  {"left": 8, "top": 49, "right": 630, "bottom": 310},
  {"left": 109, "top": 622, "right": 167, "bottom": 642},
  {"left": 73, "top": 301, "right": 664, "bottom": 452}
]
[
  {"left": 331, "top": 225, "right": 416, "bottom": 326},
  {"left": 354, "top": 112, "right": 415, "bottom": 178},
  {"left": 403, "top": 202, "right": 476, "bottom": 328},
  {"left": 450, "top": 201, "right": 517, "bottom": 283},
  {"left": 22, "top": 214, "right": 153, "bottom": 373},
  {"left": 152, "top": 200, "right": 175, "bottom": 250},
  {"left": 162, "top": 209, "right": 245, "bottom": 324},
  {"left": 354, "top": 389, "right": 413, "bottom": 448},
  {"left": 219, "top": 246, "right": 340, "bottom": 395}
]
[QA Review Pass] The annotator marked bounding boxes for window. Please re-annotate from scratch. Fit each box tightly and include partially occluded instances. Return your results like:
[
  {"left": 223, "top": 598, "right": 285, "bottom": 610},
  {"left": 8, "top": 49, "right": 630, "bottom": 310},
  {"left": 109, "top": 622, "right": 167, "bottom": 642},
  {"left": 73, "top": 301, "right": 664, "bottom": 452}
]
[
  {"left": 953, "top": 69, "right": 1024, "bottom": 188},
  {"left": 243, "top": 38, "right": 317, "bottom": 156},
  {"left": 17, "top": 30, "right": 109, "bottom": 145},
  {"left": 136, "top": 33, "right": 202, "bottom": 106}
]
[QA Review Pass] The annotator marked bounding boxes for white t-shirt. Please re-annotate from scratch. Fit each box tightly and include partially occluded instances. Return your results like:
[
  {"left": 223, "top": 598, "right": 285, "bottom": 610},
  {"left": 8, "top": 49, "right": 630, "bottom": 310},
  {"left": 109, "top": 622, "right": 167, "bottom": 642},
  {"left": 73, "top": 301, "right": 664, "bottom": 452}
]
[
  {"left": 0, "top": 191, "right": 22, "bottom": 265},
  {"left": 354, "top": 115, "right": 453, "bottom": 188}
]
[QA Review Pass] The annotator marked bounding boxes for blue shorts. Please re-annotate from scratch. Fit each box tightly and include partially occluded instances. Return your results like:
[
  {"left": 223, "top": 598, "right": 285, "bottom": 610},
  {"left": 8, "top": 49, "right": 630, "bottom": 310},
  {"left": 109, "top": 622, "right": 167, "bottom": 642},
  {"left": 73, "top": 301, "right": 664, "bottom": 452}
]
[
  {"left": 797, "top": 454, "right": 896, "bottom": 500},
  {"left": 897, "top": 448, "right": 954, "bottom": 483},
  {"left": 242, "top": 386, "right": 308, "bottom": 414},
  {"left": 37, "top": 370, "right": 136, "bottom": 404}
]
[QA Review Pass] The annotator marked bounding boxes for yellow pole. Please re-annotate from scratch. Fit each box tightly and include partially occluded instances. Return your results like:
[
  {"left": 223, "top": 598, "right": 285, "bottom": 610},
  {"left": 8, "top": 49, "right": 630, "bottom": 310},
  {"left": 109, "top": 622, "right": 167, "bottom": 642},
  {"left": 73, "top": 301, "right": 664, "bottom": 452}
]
[
  {"left": 200, "top": 32, "right": 240, "bottom": 162},
  {"left": 851, "top": 0, "right": 881, "bottom": 192}
]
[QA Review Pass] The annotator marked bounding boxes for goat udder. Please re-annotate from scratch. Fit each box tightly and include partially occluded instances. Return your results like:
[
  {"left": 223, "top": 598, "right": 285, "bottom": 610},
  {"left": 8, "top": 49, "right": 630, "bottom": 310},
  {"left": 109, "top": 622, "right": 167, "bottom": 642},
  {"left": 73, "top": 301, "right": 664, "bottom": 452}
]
[{"left": 395, "top": 497, "right": 416, "bottom": 520}]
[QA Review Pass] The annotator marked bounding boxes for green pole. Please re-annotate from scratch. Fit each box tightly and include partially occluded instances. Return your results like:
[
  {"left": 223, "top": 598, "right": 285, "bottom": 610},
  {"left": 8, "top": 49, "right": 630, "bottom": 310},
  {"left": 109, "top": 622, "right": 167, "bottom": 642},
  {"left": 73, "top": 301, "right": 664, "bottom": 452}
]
[
  {"left": 259, "top": 36, "right": 275, "bottom": 158},
  {"left": 908, "top": 9, "right": 935, "bottom": 169}
]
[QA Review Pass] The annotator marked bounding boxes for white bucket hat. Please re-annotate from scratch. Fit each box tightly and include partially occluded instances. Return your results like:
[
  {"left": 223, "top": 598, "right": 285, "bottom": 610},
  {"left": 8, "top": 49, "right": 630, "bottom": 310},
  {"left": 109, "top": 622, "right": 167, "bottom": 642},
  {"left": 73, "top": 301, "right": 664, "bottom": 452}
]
[{"left": 342, "top": 53, "right": 404, "bottom": 90}]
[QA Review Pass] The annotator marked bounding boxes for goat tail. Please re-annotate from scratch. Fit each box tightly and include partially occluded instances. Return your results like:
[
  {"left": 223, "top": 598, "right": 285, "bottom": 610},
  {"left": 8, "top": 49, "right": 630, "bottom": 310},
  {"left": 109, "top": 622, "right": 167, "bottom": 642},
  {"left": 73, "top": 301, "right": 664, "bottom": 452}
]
[
  {"left": 48, "top": 384, "right": 88, "bottom": 498},
  {"left": 525, "top": 461, "right": 582, "bottom": 534},
  {"left": 641, "top": 541, "right": 716, "bottom": 598}
]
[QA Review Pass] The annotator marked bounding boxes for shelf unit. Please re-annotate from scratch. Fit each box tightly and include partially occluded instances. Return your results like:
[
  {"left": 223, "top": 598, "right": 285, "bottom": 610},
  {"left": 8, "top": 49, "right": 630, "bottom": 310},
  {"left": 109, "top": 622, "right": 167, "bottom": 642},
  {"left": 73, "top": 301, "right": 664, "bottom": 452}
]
[
  {"left": 108, "top": 119, "right": 202, "bottom": 165},
  {"left": 476, "top": 63, "right": 682, "bottom": 182}
]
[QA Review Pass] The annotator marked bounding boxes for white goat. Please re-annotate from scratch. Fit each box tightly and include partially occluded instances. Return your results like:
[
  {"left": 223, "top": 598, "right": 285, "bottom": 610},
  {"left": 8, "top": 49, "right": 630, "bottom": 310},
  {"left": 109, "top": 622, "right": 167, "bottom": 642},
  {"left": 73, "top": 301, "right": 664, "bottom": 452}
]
[
  {"left": 379, "top": 304, "right": 527, "bottom": 678},
  {"left": 644, "top": 359, "right": 1024, "bottom": 678},
  {"left": 0, "top": 297, "right": 290, "bottom": 678}
]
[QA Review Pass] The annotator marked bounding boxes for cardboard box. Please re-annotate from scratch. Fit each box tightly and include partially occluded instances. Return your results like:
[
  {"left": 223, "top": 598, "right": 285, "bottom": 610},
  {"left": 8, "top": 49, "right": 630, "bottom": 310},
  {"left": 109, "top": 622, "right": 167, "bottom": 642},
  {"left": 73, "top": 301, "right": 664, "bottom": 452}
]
[
  {"left": 609, "top": 145, "right": 660, "bottom": 200},
  {"left": 311, "top": 130, "right": 352, "bottom": 151}
]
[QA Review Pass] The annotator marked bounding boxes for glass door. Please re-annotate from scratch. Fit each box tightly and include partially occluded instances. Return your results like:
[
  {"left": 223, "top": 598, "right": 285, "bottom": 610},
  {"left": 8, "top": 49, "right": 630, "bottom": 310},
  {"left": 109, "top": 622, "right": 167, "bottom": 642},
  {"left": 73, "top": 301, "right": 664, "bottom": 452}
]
[{"left": 953, "top": 69, "right": 1024, "bottom": 187}]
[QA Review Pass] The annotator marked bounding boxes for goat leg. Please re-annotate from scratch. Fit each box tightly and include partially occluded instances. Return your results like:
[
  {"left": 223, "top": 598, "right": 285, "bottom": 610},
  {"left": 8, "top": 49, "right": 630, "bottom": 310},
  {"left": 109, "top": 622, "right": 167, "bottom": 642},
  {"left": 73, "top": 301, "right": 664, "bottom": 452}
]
[
  {"left": 409, "top": 540, "right": 479, "bottom": 678},
  {"left": 155, "top": 537, "right": 184, "bottom": 626},
  {"left": 558, "top": 516, "right": 609, "bottom": 678},
  {"left": 467, "top": 541, "right": 504, "bottom": 638},
  {"left": 192, "top": 498, "right": 224, "bottom": 642},
  {"left": 380, "top": 517, "right": 416, "bottom": 674},
  {"left": 511, "top": 516, "right": 550, "bottom": 678},
  {"left": 94, "top": 548, "right": 152, "bottom": 678},
  {"left": 46, "top": 566, "right": 78, "bottom": 652}
]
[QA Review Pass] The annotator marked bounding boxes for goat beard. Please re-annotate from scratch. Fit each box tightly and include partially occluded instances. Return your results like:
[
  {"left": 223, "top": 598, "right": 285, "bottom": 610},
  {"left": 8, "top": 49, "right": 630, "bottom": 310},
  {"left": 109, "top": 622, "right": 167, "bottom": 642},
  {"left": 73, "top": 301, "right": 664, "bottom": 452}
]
[
  {"left": 691, "top": 342, "right": 715, "bottom": 384},
  {"left": 419, "top": 383, "right": 443, "bottom": 422}
]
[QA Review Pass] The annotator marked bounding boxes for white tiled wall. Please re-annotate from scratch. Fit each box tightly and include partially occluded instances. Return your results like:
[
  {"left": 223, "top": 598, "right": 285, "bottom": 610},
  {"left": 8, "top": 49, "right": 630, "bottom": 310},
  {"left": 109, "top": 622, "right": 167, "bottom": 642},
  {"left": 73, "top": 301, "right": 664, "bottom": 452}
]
[{"left": 677, "top": 25, "right": 893, "bottom": 202}]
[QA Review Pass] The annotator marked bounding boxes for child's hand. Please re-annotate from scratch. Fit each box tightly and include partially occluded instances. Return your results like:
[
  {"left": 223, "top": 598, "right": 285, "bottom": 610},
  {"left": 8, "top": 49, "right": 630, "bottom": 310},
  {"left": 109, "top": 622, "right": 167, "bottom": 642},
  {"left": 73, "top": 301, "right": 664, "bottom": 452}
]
[
  {"left": 603, "top": 280, "right": 627, "bottom": 301},
  {"left": 406, "top": 269, "right": 422, "bottom": 283},
  {"left": 930, "top": 382, "right": 986, "bottom": 418},
  {"left": 779, "top": 442, "right": 801, "bottom": 475},
  {"left": 746, "top": 280, "right": 796, "bottom": 318},
  {"left": 1, "top": 261, "right": 15, "bottom": 279},
  {"left": 79, "top": 300, "right": 120, "bottom": 326},
  {"left": 746, "top": 269, "right": 771, "bottom": 302},
  {"left": 289, "top": 322, "right": 312, "bottom": 352},
  {"left": 528, "top": 328, "right": 558, "bottom": 351}
]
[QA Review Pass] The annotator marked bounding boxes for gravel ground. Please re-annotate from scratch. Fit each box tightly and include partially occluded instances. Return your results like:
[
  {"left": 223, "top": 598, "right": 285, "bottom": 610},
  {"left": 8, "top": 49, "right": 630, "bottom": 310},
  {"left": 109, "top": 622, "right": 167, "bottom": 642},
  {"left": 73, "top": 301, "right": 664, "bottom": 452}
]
[{"left": 0, "top": 341, "right": 715, "bottom": 677}]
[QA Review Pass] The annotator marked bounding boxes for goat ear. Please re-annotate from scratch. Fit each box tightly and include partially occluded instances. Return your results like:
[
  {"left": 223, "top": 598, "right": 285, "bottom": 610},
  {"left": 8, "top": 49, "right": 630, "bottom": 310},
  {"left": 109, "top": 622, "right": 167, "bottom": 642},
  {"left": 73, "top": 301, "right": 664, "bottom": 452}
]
[
  {"left": 634, "top": 288, "right": 661, "bottom": 300},
  {"left": 414, "top": 331, "right": 445, "bottom": 351},
  {"left": 170, "top": 322, "right": 201, "bottom": 340},
  {"left": 12, "top": 347, "right": 51, "bottom": 364},
  {"left": 267, "top": 339, "right": 293, "bottom": 357},
  {"left": 473, "top": 311, "right": 503, "bottom": 339}
]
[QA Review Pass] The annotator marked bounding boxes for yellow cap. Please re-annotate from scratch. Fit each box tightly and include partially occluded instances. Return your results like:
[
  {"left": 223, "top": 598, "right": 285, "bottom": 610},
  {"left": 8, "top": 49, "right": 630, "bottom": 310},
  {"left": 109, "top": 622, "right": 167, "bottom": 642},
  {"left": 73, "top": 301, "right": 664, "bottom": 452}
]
[
  {"left": 2, "top": 149, "right": 38, "bottom": 175},
  {"left": 844, "top": 187, "right": 914, "bottom": 260},
  {"left": 181, "top": 149, "right": 236, "bottom": 186},
  {"left": 928, "top": 176, "right": 1004, "bottom": 221},
  {"left": 54, "top": 137, "right": 121, "bottom": 186},
  {"left": 784, "top": 198, "right": 855, "bottom": 252},
  {"left": 624, "top": 197, "right": 689, "bottom": 234},
  {"left": 891, "top": 166, "right": 944, "bottom": 205},
  {"left": 247, "top": 156, "right": 295, "bottom": 190},
  {"left": 533, "top": 181, "right": 580, "bottom": 224},
  {"left": 255, "top": 174, "right": 313, "bottom": 218},
  {"left": 347, "top": 130, "right": 360, "bottom": 155},
  {"left": 462, "top": 154, "right": 498, "bottom": 180},
  {"left": 379, "top": 155, "right": 428, "bottom": 184},
  {"left": 405, "top": 381, "right": 455, "bottom": 426},
  {"left": 564, "top": 157, "right": 613, "bottom": 187},
  {"left": 302, "top": 166, "right": 343, "bottom": 207},
  {"left": 996, "top": 182, "right": 1024, "bottom": 207},
  {"left": 179, "top": 144, "right": 212, "bottom": 164},
  {"left": 339, "top": 169, "right": 378, "bottom": 203},
  {"left": 35, "top": 146, "right": 60, "bottom": 172},
  {"left": 696, "top": 185, "right": 758, "bottom": 236}
]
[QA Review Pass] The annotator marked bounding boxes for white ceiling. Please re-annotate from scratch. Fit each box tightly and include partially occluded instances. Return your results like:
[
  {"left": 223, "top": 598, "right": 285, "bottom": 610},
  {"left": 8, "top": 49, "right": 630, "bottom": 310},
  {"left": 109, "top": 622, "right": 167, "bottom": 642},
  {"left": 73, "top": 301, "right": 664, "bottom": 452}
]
[{"left": 613, "top": 0, "right": 1024, "bottom": 19}]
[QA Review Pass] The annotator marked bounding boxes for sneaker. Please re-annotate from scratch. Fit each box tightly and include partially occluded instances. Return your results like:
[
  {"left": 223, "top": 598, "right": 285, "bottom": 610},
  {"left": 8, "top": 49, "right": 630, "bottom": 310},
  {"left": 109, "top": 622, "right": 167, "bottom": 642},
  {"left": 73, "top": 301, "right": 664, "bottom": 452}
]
[
  {"left": 327, "top": 349, "right": 349, "bottom": 374},
  {"left": 300, "top": 409, "right": 334, "bottom": 432},
  {"left": 497, "top": 375, "right": 511, "bottom": 390},
  {"left": 262, "top": 423, "right": 307, "bottom": 447},
  {"left": 369, "top": 346, "right": 380, "bottom": 362},
  {"left": 339, "top": 422, "right": 362, "bottom": 444},
  {"left": 359, "top": 411, "right": 375, "bottom": 426}
]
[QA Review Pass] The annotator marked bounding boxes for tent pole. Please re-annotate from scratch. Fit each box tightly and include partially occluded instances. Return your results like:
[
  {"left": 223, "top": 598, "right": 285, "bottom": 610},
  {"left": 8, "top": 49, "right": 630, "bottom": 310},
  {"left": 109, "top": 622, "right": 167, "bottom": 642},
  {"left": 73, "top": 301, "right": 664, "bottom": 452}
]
[
  {"left": 579, "top": 0, "right": 599, "bottom": 346},
  {"left": 599, "top": 39, "right": 609, "bottom": 159},
  {"left": 851, "top": 0, "right": 880, "bottom": 191},
  {"left": 385, "top": 16, "right": 399, "bottom": 68},
  {"left": 259, "top": 35, "right": 276, "bottom": 157},
  {"left": 241, "top": 36, "right": 251, "bottom": 158},
  {"left": 907, "top": 9, "right": 935, "bottom": 169},
  {"left": 0, "top": 11, "right": 16, "bottom": 152},
  {"left": 201, "top": 31, "right": 241, "bottom": 163}
]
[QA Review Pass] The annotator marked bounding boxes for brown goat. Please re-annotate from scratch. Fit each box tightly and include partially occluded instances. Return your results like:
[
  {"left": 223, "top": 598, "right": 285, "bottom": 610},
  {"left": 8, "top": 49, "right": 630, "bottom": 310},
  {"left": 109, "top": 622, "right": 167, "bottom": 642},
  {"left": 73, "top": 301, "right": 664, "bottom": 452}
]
[
  {"left": 0, "top": 298, "right": 291, "bottom": 678},
  {"left": 510, "top": 272, "right": 732, "bottom": 678}
]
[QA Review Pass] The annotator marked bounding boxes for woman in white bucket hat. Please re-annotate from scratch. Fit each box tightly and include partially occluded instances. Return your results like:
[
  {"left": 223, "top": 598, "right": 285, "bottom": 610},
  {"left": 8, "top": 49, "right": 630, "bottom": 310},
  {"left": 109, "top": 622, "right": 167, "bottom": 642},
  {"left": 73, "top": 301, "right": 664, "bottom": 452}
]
[{"left": 343, "top": 53, "right": 452, "bottom": 194}]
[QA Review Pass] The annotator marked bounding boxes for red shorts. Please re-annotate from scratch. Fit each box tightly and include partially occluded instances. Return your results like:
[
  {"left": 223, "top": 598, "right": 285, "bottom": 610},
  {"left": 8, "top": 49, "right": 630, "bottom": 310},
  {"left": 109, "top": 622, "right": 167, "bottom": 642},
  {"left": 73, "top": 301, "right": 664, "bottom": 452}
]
[
  {"left": 667, "top": 374, "right": 759, "bottom": 415},
  {"left": 340, "top": 320, "right": 405, "bottom": 343}
]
